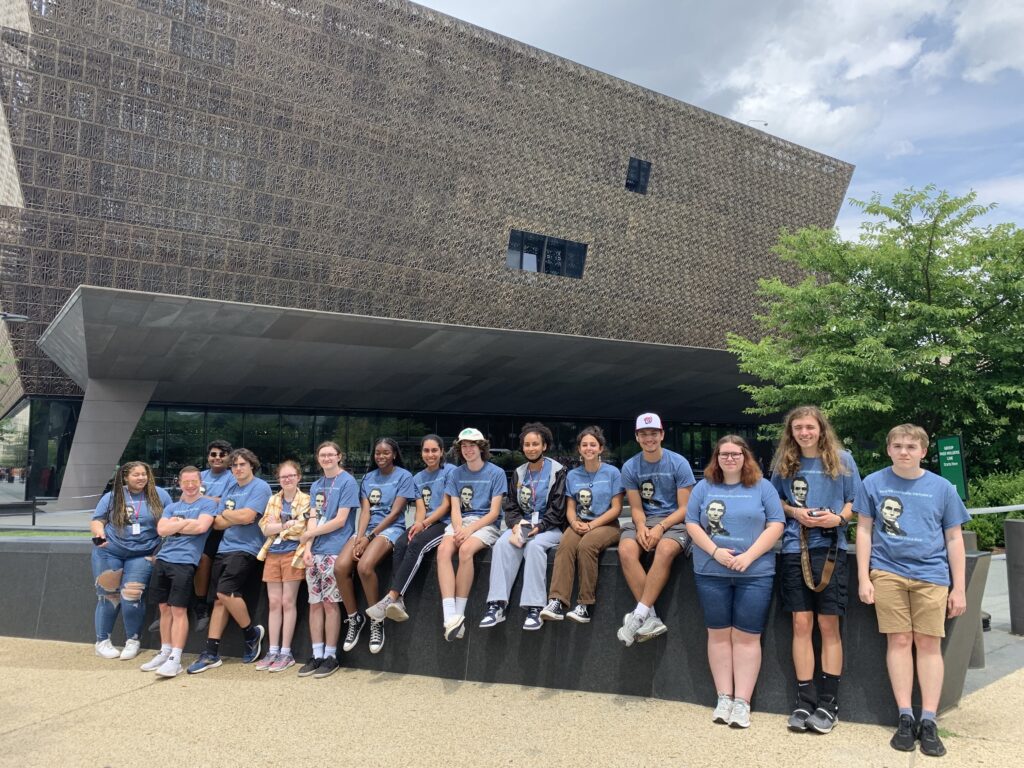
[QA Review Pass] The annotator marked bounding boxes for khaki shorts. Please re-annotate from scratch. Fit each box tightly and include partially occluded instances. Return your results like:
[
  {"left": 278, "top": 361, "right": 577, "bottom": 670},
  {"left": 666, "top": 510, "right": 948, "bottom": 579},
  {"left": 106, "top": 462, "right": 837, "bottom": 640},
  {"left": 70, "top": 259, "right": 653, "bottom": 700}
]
[
  {"left": 262, "top": 552, "right": 305, "bottom": 583},
  {"left": 870, "top": 569, "right": 948, "bottom": 637}
]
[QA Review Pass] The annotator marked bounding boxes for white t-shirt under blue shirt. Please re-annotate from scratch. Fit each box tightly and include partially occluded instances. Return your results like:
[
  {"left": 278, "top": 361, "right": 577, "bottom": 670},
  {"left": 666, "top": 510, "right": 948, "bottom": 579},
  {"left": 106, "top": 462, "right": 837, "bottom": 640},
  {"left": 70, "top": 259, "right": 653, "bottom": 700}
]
[
  {"left": 566, "top": 464, "right": 624, "bottom": 521},
  {"left": 445, "top": 462, "right": 507, "bottom": 518},
  {"left": 771, "top": 451, "right": 862, "bottom": 553},
  {"left": 686, "top": 478, "right": 785, "bottom": 578},
  {"left": 217, "top": 477, "right": 272, "bottom": 556},
  {"left": 855, "top": 467, "right": 969, "bottom": 587},
  {"left": 621, "top": 449, "right": 696, "bottom": 520}
]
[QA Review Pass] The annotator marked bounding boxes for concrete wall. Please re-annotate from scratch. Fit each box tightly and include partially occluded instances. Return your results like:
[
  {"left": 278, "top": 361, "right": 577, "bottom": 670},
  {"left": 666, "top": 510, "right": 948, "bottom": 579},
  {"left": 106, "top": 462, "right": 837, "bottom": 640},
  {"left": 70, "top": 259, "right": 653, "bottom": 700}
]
[{"left": 0, "top": 539, "right": 987, "bottom": 724}]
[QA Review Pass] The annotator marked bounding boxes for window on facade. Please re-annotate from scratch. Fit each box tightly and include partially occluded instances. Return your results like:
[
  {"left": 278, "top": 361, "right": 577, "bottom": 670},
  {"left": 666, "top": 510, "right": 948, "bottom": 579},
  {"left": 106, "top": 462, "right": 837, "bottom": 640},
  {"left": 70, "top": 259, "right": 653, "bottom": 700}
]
[
  {"left": 506, "top": 229, "right": 587, "bottom": 279},
  {"left": 625, "top": 157, "right": 652, "bottom": 194}
]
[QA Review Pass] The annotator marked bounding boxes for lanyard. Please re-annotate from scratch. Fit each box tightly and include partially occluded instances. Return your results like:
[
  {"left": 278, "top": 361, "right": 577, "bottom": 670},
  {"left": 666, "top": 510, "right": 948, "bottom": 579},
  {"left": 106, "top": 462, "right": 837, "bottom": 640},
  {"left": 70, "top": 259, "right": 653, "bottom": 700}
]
[{"left": 125, "top": 491, "right": 142, "bottom": 522}]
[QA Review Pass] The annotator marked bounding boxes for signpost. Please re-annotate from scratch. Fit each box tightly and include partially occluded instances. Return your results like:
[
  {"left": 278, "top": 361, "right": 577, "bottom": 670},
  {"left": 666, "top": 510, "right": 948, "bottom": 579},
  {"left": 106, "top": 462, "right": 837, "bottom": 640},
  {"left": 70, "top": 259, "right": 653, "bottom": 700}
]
[{"left": 938, "top": 435, "right": 968, "bottom": 501}]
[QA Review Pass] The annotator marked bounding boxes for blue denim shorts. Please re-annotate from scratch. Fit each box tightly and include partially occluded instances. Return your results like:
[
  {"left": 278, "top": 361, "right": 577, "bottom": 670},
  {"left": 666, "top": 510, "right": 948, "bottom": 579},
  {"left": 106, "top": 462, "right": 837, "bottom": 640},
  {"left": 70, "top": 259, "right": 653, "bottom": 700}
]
[{"left": 694, "top": 572, "right": 776, "bottom": 634}]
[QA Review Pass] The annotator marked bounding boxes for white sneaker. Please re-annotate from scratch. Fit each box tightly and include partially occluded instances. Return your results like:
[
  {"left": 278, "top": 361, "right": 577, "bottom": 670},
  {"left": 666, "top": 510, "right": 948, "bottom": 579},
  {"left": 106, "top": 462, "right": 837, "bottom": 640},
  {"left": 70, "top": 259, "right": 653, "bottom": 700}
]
[
  {"left": 729, "top": 698, "right": 751, "bottom": 729},
  {"left": 617, "top": 612, "right": 645, "bottom": 647},
  {"left": 365, "top": 596, "right": 392, "bottom": 622},
  {"left": 140, "top": 650, "right": 171, "bottom": 672},
  {"left": 636, "top": 615, "right": 667, "bottom": 642},
  {"left": 713, "top": 694, "right": 734, "bottom": 724},
  {"left": 119, "top": 638, "right": 141, "bottom": 660},
  {"left": 444, "top": 614, "right": 465, "bottom": 641},
  {"left": 95, "top": 639, "right": 120, "bottom": 659},
  {"left": 155, "top": 658, "right": 182, "bottom": 678}
]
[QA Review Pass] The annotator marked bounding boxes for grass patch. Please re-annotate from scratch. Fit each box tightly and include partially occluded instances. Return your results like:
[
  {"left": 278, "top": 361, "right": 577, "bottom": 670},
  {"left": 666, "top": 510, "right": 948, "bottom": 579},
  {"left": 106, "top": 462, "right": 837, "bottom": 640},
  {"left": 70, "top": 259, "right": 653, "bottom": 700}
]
[
  {"left": 0, "top": 529, "right": 90, "bottom": 537},
  {"left": 937, "top": 726, "right": 959, "bottom": 738}
]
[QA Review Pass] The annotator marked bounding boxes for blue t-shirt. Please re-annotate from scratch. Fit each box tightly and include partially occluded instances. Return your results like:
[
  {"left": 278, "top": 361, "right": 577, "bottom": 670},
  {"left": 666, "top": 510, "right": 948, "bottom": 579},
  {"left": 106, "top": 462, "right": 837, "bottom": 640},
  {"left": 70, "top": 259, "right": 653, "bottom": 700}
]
[
  {"left": 217, "top": 477, "right": 272, "bottom": 556},
  {"left": 621, "top": 449, "right": 696, "bottom": 520},
  {"left": 566, "top": 463, "right": 624, "bottom": 521},
  {"left": 200, "top": 468, "right": 233, "bottom": 500},
  {"left": 771, "top": 451, "right": 861, "bottom": 553},
  {"left": 414, "top": 464, "right": 456, "bottom": 525},
  {"left": 157, "top": 496, "right": 219, "bottom": 566},
  {"left": 92, "top": 487, "right": 174, "bottom": 556},
  {"left": 309, "top": 471, "right": 360, "bottom": 556},
  {"left": 445, "top": 462, "right": 507, "bottom": 518},
  {"left": 267, "top": 496, "right": 300, "bottom": 555},
  {"left": 511, "top": 458, "right": 555, "bottom": 525},
  {"left": 361, "top": 467, "right": 416, "bottom": 530},
  {"left": 855, "top": 468, "right": 970, "bottom": 587},
  {"left": 686, "top": 478, "right": 785, "bottom": 578}
]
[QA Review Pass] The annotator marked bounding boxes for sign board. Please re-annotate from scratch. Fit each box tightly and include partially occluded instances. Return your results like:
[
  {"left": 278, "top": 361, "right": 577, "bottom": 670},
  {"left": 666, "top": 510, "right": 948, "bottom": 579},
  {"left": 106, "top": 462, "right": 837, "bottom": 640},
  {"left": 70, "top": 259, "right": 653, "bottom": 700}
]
[{"left": 937, "top": 435, "right": 968, "bottom": 501}]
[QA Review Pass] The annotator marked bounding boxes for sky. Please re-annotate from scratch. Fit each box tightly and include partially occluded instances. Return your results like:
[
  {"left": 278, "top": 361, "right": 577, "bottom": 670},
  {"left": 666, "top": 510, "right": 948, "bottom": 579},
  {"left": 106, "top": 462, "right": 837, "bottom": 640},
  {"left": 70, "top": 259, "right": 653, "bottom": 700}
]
[{"left": 414, "top": 0, "right": 1024, "bottom": 239}]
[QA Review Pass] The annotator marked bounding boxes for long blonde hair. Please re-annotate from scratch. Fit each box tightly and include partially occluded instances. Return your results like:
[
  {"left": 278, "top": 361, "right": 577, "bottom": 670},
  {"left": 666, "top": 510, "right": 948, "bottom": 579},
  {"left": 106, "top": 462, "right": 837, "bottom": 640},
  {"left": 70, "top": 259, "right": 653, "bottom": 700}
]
[
  {"left": 770, "top": 406, "right": 849, "bottom": 480},
  {"left": 107, "top": 461, "right": 164, "bottom": 529}
]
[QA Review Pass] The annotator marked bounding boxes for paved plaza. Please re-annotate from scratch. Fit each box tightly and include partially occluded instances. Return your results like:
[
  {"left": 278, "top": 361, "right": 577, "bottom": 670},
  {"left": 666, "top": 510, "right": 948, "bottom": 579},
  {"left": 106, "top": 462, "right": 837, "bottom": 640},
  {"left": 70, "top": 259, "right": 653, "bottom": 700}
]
[{"left": 0, "top": 635, "right": 1020, "bottom": 768}]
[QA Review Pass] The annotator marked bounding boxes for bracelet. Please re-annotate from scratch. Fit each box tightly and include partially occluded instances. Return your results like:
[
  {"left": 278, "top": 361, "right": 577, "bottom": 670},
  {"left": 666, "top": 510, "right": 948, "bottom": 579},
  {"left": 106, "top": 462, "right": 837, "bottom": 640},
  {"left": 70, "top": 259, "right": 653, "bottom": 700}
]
[
  {"left": 655, "top": 522, "right": 665, "bottom": 531},
  {"left": 711, "top": 546, "right": 719, "bottom": 558},
  {"left": 366, "top": 532, "right": 376, "bottom": 542}
]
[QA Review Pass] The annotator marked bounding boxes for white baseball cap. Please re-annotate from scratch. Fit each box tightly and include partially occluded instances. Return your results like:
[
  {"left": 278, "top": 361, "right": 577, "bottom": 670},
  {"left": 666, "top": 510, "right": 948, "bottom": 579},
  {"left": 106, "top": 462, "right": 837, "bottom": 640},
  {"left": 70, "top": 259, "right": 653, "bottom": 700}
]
[
  {"left": 635, "top": 413, "right": 663, "bottom": 431},
  {"left": 456, "top": 427, "right": 486, "bottom": 442}
]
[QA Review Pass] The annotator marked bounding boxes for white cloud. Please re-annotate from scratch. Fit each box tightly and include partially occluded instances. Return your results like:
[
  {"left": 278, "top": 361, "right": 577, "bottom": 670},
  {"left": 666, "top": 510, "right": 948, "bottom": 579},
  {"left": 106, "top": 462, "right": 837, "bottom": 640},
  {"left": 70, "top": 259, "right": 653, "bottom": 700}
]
[
  {"left": 885, "top": 139, "right": 920, "bottom": 159},
  {"left": 953, "top": 0, "right": 1024, "bottom": 82},
  {"left": 846, "top": 38, "right": 924, "bottom": 80},
  {"left": 971, "top": 175, "right": 1024, "bottom": 208}
]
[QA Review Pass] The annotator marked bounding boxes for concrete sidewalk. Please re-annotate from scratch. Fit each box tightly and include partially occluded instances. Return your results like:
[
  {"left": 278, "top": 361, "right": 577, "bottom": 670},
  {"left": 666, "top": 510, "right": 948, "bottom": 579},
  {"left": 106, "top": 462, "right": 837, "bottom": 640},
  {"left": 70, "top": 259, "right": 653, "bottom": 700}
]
[{"left": 0, "top": 636, "right": 1020, "bottom": 768}]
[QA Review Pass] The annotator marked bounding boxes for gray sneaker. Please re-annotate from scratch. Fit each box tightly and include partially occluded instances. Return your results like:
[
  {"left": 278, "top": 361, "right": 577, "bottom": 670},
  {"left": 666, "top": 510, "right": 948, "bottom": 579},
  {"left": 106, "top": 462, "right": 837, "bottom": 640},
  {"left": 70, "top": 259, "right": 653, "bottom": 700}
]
[
  {"left": 385, "top": 596, "right": 409, "bottom": 622},
  {"left": 140, "top": 650, "right": 171, "bottom": 672},
  {"left": 254, "top": 652, "right": 278, "bottom": 671},
  {"left": 636, "top": 615, "right": 667, "bottom": 642},
  {"left": 729, "top": 698, "right": 751, "bottom": 729},
  {"left": 617, "top": 612, "right": 646, "bottom": 647},
  {"left": 366, "top": 596, "right": 392, "bottom": 622},
  {"left": 155, "top": 658, "right": 182, "bottom": 678},
  {"left": 713, "top": 694, "right": 734, "bottom": 724},
  {"left": 806, "top": 699, "right": 838, "bottom": 734}
]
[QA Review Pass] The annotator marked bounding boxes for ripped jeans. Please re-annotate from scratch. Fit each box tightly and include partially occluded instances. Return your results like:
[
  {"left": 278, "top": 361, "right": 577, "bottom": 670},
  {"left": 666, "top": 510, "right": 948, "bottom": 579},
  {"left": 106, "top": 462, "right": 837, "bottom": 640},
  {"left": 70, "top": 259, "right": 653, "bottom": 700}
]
[{"left": 91, "top": 546, "right": 154, "bottom": 642}]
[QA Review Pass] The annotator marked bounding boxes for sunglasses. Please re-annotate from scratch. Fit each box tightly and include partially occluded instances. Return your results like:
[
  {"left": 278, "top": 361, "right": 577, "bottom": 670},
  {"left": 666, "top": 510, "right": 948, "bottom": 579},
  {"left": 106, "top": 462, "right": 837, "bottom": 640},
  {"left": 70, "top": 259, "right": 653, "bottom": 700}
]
[{"left": 209, "top": 451, "right": 228, "bottom": 458}]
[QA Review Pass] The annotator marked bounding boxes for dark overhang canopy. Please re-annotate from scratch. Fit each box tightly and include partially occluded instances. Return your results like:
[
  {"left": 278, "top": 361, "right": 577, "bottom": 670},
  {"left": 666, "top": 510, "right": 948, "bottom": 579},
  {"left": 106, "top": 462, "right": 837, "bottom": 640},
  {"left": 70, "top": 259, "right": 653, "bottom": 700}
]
[{"left": 37, "top": 286, "right": 758, "bottom": 423}]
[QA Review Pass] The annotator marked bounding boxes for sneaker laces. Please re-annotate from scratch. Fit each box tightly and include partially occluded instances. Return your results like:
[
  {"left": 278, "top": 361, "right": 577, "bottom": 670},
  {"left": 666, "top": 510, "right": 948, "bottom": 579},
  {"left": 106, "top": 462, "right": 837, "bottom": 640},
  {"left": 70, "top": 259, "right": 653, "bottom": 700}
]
[
  {"left": 345, "top": 617, "right": 360, "bottom": 643},
  {"left": 370, "top": 621, "right": 383, "bottom": 645}
]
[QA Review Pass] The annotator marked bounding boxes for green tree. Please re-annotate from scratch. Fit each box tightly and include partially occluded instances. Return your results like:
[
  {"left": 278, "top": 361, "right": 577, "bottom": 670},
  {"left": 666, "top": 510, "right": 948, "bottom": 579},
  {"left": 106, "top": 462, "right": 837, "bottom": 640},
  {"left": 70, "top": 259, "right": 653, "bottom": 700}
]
[{"left": 728, "top": 186, "right": 1024, "bottom": 475}]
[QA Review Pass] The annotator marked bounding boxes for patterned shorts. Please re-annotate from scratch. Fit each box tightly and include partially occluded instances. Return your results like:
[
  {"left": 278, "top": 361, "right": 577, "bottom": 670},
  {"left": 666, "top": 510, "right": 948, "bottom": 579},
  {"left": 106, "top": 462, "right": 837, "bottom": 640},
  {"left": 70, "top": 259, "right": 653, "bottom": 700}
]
[{"left": 306, "top": 554, "right": 342, "bottom": 604}]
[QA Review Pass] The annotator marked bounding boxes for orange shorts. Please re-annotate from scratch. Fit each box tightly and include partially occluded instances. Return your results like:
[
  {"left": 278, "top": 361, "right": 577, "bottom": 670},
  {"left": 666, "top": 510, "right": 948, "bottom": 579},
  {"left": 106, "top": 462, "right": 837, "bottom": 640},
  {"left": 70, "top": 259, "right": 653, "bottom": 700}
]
[{"left": 262, "top": 552, "right": 305, "bottom": 583}]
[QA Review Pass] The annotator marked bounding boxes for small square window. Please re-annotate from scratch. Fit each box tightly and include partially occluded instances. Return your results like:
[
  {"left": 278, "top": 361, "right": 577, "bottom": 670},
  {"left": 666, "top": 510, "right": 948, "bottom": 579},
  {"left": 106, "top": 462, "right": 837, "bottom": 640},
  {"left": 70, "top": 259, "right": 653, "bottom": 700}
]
[{"left": 625, "top": 157, "right": 651, "bottom": 194}]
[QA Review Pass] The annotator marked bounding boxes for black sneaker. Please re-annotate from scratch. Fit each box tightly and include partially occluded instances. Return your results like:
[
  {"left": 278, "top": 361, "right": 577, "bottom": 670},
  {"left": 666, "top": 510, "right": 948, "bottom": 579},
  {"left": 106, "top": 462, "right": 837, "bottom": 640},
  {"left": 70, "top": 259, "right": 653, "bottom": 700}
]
[
  {"left": 297, "top": 657, "right": 322, "bottom": 678},
  {"left": 788, "top": 705, "right": 813, "bottom": 732},
  {"left": 147, "top": 617, "right": 161, "bottom": 633},
  {"left": 342, "top": 613, "right": 365, "bottom": 652},
  {"left": 806, "top": 698, "right": 839, "bottom": 734},
  {"left": 540, "top": 599, "right": 565, "bottom": 621},
  {"left": 890, "top": 714, "right": 917, "bottom": 752},
  {"left": 918, "top": 719, "right": 946, "bottom": 757},
  {"left": 313, "top": 655, "right": 340, "bottom": 679},
  {"left": 193, "top": 602, "right": 211, "bottom": 633},
  {"left": 566, "top": 604, "right": 591, "bottom": 623}
]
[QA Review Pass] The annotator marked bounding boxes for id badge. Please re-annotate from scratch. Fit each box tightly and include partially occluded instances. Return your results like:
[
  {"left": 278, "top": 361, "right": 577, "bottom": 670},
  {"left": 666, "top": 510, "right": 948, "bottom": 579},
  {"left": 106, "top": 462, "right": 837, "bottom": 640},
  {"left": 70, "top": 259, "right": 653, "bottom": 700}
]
[{"left": 132, "top": 523, "right": 142, "bottom": 535}]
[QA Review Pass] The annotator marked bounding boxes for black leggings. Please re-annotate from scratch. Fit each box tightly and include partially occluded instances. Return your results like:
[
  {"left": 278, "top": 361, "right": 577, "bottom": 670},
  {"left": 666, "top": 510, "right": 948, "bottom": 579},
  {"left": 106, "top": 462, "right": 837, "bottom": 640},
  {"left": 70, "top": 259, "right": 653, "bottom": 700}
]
[{"left": 390, "top": 522, "right": 447, "bottom": 595}]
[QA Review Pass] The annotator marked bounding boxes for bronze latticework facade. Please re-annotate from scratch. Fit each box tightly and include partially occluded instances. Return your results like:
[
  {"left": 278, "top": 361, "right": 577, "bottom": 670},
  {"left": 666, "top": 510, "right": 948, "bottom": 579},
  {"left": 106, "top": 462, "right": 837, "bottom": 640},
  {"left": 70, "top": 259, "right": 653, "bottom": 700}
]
[{"left": 0, "top": 0, "right": 853, "bottom": 415}]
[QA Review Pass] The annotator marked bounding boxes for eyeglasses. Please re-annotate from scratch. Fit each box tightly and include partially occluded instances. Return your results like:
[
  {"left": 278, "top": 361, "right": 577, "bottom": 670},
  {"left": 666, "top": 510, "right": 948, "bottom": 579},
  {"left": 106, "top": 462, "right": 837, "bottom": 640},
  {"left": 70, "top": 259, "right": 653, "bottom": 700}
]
[
  {"left": 718, "top": 453, "right": 744, "bottom": 461},
  {"left": 231, "top": 462, "right": 250, "bottom": 468},
  {"left": 209, "top": 451, "right": 227, "bottom": 458},
  {"left": 278, "top": 474, "right": 299, "bottom": 480}
]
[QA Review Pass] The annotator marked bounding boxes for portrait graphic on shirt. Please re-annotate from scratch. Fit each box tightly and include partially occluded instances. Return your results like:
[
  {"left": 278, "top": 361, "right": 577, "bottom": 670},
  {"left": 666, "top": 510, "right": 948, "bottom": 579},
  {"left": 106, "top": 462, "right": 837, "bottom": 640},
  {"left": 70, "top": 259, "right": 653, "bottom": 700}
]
[
  {"left": 421, "top": 486, "right": 432, "bottom": 509},
  {"left": 460, "top": 486, "right": 474, "bottom": 507},
  {"left": 880, "top": 495, "right": 908, "bottom": 537},
  {"left": 705, "top": 499, "right": 731, "bottom": 537},
  {"left": 224, "top": 499, "right": 236, "bottom": 511},
  {"left": 577, "top": 488, "right": 593, "bottom": 517},
  {"left": 199, "top": 484, "right": 207, "bottom": 495},
  {"left": 314, "top": 492, "right": 326, "bottom": 515},
  {"left": 792, "top": 476, "right": 809, "bottom": 508},
  {"left": 368, "top": 488, "right": 383, "bottom": 512},
  {"left": 518, "top": 484, "right": 533, "bottom": 511},
  {"left": 640, "top": 480, "right": 656, "bottom": 502}
]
